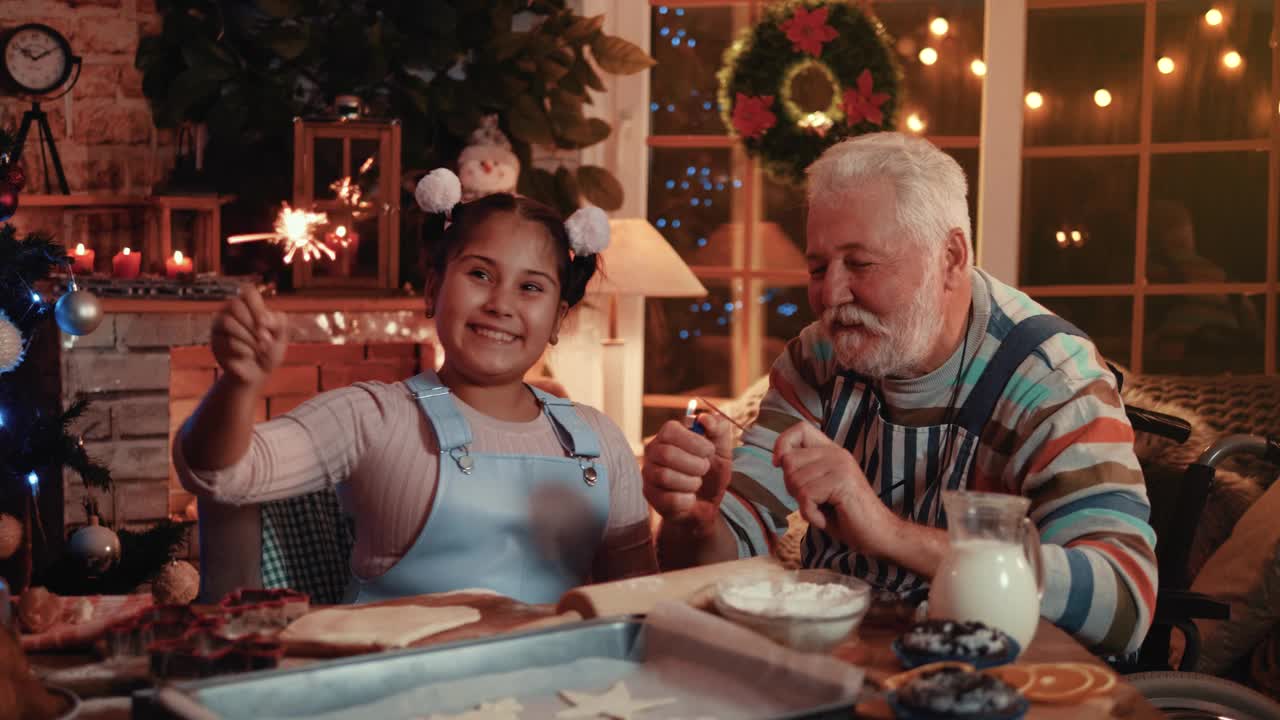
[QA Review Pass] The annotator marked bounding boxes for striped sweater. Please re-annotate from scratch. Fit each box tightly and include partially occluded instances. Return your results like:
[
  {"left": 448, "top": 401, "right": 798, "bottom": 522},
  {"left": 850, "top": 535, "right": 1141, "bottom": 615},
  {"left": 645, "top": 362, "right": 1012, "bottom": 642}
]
[{"left": 721, "top": 269, "right": 1157, "bottom": 655}]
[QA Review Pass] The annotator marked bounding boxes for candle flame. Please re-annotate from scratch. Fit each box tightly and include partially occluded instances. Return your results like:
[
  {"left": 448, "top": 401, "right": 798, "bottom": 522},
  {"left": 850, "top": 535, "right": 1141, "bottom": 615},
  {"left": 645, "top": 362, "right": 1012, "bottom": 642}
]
[
  {"left": 123, "top": 247, "right": 132, "bottom": 255},
  {"left": 75, "top": 243, "right": 86, "bottom": 255},
  {"left": 173, "top": 250, "right": 184, "bottom": 262}
]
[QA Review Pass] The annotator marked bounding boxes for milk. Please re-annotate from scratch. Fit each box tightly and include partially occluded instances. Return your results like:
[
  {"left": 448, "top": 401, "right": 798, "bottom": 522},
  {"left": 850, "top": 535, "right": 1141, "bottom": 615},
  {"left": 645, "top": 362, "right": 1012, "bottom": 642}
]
[{"left": 928, "top": 538, "right": 1041, "bottom": 651}]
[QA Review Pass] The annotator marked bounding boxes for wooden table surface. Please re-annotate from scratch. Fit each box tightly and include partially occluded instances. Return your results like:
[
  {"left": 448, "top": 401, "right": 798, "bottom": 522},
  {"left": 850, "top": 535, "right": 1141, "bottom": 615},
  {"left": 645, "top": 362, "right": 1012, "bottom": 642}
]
[{"left": 30, "top": 600, "right": 1165, "bottom": 719}]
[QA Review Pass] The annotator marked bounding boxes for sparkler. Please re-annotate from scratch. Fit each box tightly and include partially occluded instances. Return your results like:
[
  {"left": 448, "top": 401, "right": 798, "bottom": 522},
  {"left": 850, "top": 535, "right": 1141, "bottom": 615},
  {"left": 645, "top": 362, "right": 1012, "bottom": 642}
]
[{"left": 227, "top": 204, "right": 336, "bottom": 264}]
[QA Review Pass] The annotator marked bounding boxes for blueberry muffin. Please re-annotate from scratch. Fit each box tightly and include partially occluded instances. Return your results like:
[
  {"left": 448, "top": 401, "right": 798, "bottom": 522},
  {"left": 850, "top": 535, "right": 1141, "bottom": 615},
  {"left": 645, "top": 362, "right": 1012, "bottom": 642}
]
[
  {"left": 890, "top": 666, "right": 1027, "bottom": 720},
  {"left": 895, "top": 620, "right": 1018, "bottom": 669}
]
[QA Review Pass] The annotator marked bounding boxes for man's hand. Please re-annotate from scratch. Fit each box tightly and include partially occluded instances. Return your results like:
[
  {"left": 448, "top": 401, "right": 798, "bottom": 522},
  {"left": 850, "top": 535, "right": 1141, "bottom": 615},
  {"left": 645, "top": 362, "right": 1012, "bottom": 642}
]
[
  {"left": 211, "top": 285, "right": 288, "bottom": 389},
  {"left": 642, "top": 413, "right": 734, "bottom": 534},
  {"left": 773, "top": 421, "right": 903, "bottom": 556}
]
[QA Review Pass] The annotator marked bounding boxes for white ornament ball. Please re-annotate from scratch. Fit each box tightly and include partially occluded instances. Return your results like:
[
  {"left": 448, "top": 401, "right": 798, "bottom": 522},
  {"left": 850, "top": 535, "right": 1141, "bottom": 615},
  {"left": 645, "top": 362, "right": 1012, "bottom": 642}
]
[
  {"left": 55, "top": 288, "right": 104, "bottom": 336},
  {"left": 67, "top": 516, "right": 121, "bottom": 577},
  {"left": 152, "top": 560, "right": 200, "bottom": 605},
  {"left": 414, "top": 168, "right": 463, "bottom": 215},
  {"left": 0, "top": 512, "right": 23, "bottom": 560},
  {"left": 0, "top": 309, "right": 22, "bottom": 374}
]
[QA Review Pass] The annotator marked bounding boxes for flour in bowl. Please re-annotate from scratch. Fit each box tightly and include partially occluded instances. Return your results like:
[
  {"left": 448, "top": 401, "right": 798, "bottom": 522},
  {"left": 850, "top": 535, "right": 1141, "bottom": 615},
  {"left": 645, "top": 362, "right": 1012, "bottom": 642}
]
[{"left": 719, "top": 580, "right": 867, "bottom": 619}]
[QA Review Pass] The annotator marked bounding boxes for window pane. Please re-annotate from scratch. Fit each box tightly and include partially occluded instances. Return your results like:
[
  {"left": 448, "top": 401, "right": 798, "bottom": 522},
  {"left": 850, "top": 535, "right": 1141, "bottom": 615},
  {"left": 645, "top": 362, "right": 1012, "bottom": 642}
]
[
  {"left": 644, "top": 278, "right": 744, "bottom": 397},
  {"left": 1148, "top": 151, "right": 1269, "bottom": 284},
  {"left": 760, "top": 175, "right": 808, "bottom": 272},
  {"left": 1153, "top": 0, "right": 1274, "bottom": 142},
  {"left": 757, "top": 281, "right": 817, "bottom": 379},
  {"left": 1025, "top": 4, "right": 1144, "bottom": 146},
  {"left": 1144, "top": 294, "right": 1265, "bottom": 374},
  {"left": 874, "top": 0, "right": 985, "bottom": 137},
  {"left": 1034, "top": 296, "right": 1134, "bottom": 367},
  {"left": 1020, "top": 156, "right": 1139, "bottom": 285},
  {"left": 648, "top": 148, "right": 744, "bottom": 267},
  {"left": 650, "top": 6, "right": 743, "bottom": 135}
]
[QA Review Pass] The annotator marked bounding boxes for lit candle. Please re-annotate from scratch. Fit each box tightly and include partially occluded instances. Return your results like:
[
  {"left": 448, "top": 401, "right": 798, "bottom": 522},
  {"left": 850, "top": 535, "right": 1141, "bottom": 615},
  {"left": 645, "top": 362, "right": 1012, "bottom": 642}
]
[
  {"left": 165, "top": 250, "right": 194, "bottom": 279},
  {"left": 112, "top": 247, "right": 141, "bottom": 279},
  {"left": 71, "top": 243, "right": 95, "bottom": 274}
]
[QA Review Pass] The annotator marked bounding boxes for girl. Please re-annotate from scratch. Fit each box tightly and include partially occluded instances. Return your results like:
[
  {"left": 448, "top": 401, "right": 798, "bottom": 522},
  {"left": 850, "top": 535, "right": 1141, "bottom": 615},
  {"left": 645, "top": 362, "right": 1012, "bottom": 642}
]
[{"left": 174, "top": 169, "right": 656, "bottom": 604}]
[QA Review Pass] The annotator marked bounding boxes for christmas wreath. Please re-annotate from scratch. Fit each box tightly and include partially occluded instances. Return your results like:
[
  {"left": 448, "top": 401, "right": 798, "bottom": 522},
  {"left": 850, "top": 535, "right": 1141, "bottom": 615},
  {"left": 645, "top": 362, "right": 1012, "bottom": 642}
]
[{"left": 718, "top": 0, "right": 902, "bottom": 185}]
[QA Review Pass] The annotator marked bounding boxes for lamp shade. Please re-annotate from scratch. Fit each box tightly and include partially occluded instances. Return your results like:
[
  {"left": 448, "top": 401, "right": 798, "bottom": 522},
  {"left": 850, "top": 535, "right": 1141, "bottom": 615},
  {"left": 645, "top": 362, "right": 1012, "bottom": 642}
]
[{"left": 588, "top": 219, "right": 707, "bottom": 298}]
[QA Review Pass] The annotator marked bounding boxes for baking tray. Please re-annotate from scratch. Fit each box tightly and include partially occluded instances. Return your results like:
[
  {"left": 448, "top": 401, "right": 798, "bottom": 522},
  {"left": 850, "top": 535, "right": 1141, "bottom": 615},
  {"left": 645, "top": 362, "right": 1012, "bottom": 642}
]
[{"left": 132, "top": 616, "right": 858, "bottom": 720}]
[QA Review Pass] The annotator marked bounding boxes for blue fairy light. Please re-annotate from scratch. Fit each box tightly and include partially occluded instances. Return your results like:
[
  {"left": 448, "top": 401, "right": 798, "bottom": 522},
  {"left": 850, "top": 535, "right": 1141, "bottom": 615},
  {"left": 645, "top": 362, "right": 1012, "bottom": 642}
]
[
  {"left": 671, "top": 219, "right": 681, "bottom": 228},
  {"left": 723, "top": 302, "right": 735, "bottom": 312},
  {"left": 659, "top": 6, "right": 669, "bottom": 14},
  {"left": 688, "top": 39, "right": 697, "bottom": 48},
  {"left": 650, "top": 102, "right": 659, "bottom": 112},
  {"left": 696, "top": 237, "right": 708, "bottom": 247},
  {"left": 30, "top": 291, "right": 41, "bottom": 303},
  {"left": 0, "top": 409, "right": 5, "bottom": 427},
  {"left": 690, "top": 303, "right": 700, "bottom": 312},
  {"left": 677, "top": 29, "right": 686, "bottom": 37},
  {"left": 656, "top": 218, "right": 667, "bottom": 228},
  {"left": 778, "top": 303, "right": 799, "bottom": 317},
  {"left": 27, "top": 471, "right": 38, "bottom": 491},
  {"left": 704, "top": 199, "right": 713, "bottom": 207},
  {"left": 716, "top": 182, "right": 725, "bottom": 191},
  {"left": 702, "top": 101, "right": 712, "bottom": 111},
  {"left": 690, "top": 198, "right": 700, "bottom": 206},
  {"left": 666, "top": 180, "right": 675, "bottom": 189},
  {"left": 686, "top": 166, "right": 696, "bottom": 176},
  {"left": 679, "top": 329, "right": 689, "bottom": 339},
  {"left": 701, "top": 302, "right": 712, "bottom": 311},
  {"left": 700, "top": 167, "right": 710, "bottom": 176},
  {"left": 681, "top": 181, "right": 690, "bottom": 189},
  {"left": 701, "top": 180, "right": 712, "bottom": 191},
  {"left": 717, "top": 317, "right": 728, "bottom": 326},
  {"left": 732, "top": 179, "right": 743, "bottom": 188},
  {"left": 666, "top": 104, "right": 675, "bottom": 112},
  {"left": 675, "top": 8, "right": 685, "bottom": 16},
  {"left": 660, "top": 27, "right": 670, "bottom": 36},
  {"left": 671, "top": 38, "right": 680, "bottom": 47}
]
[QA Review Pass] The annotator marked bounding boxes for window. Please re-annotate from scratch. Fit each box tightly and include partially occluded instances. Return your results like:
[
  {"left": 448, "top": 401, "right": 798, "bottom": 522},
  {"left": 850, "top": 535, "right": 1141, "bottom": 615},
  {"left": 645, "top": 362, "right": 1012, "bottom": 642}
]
[
  {"left": 1019, "top": 0, "right": 1276, "bottom": 376},
  {"left": 643, "top": 1, "right": 986, "bottom": 434}
]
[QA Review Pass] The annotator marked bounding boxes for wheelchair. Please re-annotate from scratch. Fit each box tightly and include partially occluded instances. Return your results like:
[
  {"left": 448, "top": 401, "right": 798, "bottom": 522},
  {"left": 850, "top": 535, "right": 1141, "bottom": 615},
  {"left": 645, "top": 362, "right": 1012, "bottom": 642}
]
[{"left": 1116, "top": 400, "right": 1280, "bottom": 720}]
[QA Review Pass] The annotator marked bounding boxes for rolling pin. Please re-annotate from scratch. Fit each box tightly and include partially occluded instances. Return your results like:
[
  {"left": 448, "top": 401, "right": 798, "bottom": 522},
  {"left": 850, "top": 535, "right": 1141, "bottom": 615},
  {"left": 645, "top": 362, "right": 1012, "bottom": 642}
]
[{"left": 556, "top": 556, "right": 788, "bottom": 618}]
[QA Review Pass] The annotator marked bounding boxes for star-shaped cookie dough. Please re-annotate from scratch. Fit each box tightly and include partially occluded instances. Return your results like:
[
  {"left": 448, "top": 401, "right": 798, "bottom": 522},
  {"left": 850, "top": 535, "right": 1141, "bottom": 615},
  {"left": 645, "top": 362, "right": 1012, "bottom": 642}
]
[
  {"left": 556, "top": 681, "right": 675, "bottom": 719},
  {"left": 425, "top": 698, "right": 523, "bottom": 720}
]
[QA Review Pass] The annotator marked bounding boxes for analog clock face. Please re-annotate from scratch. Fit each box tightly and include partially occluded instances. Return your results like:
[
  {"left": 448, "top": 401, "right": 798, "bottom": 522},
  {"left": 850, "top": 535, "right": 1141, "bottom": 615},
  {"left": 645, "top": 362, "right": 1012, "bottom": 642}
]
[{"left": 4, "top": 26, "right": 70, "bottom": 94}]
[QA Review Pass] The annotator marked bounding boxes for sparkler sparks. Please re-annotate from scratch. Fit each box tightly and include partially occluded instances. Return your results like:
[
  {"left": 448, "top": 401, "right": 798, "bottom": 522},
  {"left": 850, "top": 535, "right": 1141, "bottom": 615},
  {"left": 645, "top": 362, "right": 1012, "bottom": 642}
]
[{"left": 227, "top": 204, "right": 336, "bottom": 264}]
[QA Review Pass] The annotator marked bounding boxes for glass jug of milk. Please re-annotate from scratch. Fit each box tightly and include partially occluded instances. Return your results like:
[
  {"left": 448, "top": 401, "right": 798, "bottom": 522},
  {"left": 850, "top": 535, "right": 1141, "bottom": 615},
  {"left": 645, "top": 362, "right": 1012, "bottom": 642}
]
[{"left": 927, "top": 490, "right": 1044, "bottom": 652}]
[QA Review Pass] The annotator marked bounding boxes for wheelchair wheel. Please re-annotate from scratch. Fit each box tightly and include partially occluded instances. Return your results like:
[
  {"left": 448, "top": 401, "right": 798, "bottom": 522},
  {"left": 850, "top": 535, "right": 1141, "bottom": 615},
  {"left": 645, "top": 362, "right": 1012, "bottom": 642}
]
[{"left": 1126, "top": 671, "right": 1280, "bottom": 720}]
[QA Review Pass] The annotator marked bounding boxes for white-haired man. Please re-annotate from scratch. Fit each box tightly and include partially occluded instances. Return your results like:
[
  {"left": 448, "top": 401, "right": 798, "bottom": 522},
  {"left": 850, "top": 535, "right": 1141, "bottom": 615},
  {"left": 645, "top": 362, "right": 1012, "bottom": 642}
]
[{"left": 643, "top": 132, "right": 1157, "bottom": 655}]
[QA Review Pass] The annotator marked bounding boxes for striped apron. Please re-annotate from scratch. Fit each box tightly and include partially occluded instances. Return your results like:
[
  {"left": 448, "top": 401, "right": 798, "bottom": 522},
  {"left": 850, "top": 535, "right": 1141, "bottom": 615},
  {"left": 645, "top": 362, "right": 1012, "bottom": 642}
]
[{"left": 802, "top": 315, "right": 1085, "bottom": 596}]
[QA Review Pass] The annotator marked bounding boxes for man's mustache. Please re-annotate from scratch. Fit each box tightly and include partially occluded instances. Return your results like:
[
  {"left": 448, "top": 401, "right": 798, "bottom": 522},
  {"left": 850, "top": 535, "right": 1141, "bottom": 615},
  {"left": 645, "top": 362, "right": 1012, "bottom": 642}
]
[{"left": 821, "top": 303, "right": 888, "bottom": 335}]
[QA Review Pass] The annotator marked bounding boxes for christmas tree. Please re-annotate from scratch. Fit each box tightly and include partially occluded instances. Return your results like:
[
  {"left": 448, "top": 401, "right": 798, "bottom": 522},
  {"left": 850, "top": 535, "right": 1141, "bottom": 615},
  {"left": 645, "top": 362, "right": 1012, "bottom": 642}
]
[{"left": 0, "top": 128, "right": 188, "bottom": 596}]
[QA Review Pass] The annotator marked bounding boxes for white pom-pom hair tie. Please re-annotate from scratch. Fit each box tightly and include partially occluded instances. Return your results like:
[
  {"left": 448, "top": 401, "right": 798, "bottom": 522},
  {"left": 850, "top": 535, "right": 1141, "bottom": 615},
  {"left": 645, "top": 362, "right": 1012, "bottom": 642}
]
[
  {"left": 565, "top": 206, "right": 610, "bottom": 257},
  {"left": 415, "top": 168, "right": 463, "bottom": 216}
]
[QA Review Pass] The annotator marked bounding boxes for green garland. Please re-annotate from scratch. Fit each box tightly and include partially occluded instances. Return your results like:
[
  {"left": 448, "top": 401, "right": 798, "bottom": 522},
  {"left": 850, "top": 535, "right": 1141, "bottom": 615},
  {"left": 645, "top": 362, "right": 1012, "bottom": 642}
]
[{"left": 718, "top": 0, "right": 903, "bottom": 185}]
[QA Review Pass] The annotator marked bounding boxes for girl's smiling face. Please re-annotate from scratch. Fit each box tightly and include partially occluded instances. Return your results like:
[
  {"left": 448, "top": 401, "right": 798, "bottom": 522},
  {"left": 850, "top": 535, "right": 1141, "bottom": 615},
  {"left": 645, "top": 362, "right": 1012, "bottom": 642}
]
[{"left": 429, "top": 211, "right": 568, "bottom": 388}]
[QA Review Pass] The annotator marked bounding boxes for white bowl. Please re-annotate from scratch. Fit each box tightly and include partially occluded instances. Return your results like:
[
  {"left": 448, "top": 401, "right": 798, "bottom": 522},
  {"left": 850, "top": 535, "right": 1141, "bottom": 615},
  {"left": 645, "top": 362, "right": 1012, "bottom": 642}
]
[{"left": 712, "top": 569, "right": 872, "bottom": 652}]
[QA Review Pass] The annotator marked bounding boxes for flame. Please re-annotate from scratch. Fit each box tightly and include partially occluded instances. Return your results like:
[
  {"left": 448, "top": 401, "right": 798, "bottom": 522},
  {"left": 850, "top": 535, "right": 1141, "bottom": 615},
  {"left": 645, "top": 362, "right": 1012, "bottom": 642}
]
[{"left": 227, "top": 203, "right": 336, "bottom": 264}]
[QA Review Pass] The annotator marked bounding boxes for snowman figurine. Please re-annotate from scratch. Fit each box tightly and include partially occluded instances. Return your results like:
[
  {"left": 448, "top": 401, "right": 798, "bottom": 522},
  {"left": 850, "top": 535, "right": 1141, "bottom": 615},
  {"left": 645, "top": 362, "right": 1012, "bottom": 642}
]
[{"left": 457, "top": 115, "right": 521, "bottom": 202}]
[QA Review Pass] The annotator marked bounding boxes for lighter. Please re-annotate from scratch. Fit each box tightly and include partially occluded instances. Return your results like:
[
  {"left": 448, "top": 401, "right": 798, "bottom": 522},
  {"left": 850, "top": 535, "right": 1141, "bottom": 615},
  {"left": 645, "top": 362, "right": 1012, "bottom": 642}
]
[{"left": 685, "top": 398, "right": 706, "bottom": 435}]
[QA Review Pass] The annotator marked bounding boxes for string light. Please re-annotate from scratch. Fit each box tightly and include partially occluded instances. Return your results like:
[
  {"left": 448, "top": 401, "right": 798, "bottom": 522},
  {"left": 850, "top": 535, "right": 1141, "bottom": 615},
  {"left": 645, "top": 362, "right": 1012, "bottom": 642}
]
[
  {"left": 1157, "top": 56, "right": 1175, "bottom": 74},
  {"left": 30, "top": 291, "right": 41, "bottom": 303},
  {"left": 1204, "top": 8, "right": 1224, "bottom": 27},
  {"left": 27, "top": 471, "right": 38, "bottom": 494},
  {"left": 906, "top": 113, "right": 926, "bottom": 133},
  {"left": 1070, "top": 230, "right": 1083, "bottom": 246},
  {"left": 1094, "top": 89, "right": 1112, "bottom": 108},
  {"left": 929, "top": 18, "right": 949, "bottom": 37},
  {"left": 1222, "top": 50, "right": 1242, "bottom": 69},
  {"left": 970, "top": 59, "right": 987, "bottom": 77},
  {"left": 919, "top": 47, "right": 938, "bottom": 65},
  {"left": 1025, "top": 91, "right": 1044, "bottom": 110},
  {"left": 1055, "top": 231, "right": 1068, "bottom": 247}
]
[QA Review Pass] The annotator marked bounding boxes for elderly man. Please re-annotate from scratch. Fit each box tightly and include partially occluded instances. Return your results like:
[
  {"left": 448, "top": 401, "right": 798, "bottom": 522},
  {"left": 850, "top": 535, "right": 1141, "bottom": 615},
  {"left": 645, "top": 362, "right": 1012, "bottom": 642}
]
[{"left": 643, "top": 132, "right": 1156, "bottom": 656}]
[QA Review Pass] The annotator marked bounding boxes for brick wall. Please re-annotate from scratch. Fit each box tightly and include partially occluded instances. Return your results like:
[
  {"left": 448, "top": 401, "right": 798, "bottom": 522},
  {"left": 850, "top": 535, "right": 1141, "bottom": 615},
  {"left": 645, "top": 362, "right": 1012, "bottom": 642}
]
[
  {"left": 62, "top": 308, "right": 438, "bottom": 561},
  {"left": 0, "top": 0, "right": 173, "bottom": 194}
]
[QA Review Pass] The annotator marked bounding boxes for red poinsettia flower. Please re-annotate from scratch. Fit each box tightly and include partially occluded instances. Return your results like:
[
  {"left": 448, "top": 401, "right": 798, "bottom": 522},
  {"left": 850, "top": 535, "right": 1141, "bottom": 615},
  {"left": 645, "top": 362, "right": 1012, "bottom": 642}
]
[
  {"left": 781, "top": 6, "right": 839, "bottom": 57},
  {"left": 732, "top": 93, "right": 777, "bottom": 140},
  {"left": 842, "top": 69, "right": 890, "bottom": 127}
]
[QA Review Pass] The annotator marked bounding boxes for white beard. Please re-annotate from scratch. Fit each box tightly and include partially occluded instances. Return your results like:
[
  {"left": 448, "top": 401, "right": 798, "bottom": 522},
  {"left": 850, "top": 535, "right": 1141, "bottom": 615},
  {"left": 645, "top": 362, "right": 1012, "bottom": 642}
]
[{"left": 822, "top": 262, "right": 944, "bottom": 379}]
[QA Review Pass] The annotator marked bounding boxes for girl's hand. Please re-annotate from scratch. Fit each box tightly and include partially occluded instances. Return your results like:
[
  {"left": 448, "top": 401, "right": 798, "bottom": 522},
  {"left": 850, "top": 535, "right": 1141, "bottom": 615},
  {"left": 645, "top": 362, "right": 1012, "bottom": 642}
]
[{"left": 211, "top": 285, "right": 288, "bottom": 388}]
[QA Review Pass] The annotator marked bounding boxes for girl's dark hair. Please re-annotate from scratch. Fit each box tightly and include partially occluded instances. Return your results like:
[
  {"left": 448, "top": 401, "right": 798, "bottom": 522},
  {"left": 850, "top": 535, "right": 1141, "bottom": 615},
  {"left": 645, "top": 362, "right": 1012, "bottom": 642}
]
[{"left": 421, "top": 193, "right": 599, "bottom": 307}]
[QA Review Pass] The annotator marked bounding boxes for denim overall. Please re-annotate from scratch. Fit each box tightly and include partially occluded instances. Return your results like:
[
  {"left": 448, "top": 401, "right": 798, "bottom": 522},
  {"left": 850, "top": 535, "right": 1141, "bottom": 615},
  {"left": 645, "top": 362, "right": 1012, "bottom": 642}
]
[{"left": 349, "top": 372, "right": 611, "bottom": 604}]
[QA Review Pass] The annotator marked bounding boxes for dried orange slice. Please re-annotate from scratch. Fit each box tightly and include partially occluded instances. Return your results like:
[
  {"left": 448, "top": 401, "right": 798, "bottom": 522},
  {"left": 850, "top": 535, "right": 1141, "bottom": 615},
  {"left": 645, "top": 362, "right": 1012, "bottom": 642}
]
[
  {"left": 984, "top": 664, "right": 1035, "bottom": 693},
  {"left": 884, "top": 661, "right": 976, "bottom": 690},
  {"left": 1056, "top": 662, "right": 1117, "bottom": 695},
  {"left": 1022, "top": 663, "right": 1095, "bottom": 704}
]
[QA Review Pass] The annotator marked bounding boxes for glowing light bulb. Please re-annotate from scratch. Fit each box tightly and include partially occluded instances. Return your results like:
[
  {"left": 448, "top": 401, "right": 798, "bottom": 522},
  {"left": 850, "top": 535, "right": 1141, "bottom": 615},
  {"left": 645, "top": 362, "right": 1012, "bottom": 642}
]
[
  {"left": 1055, "top": 231, "right": 1068, "bottom": 247},
  {"left": 906, "top": 113, "right": 926, "bottom": 133},
  {"left": 919, "top": 47, "right": 938, "bottom": 66},
  {"left": 1157, "top": 56, "right": 1175, "bottom": 74},
  {"left": 970, "top": 59, "right": 987, "bottom": 77},
  {"left": 1070, "top": 230, "right": 1083, "bottom": 245},
  {"left": 27, "top": 471, "right": 38, "bottom": 488},
  {"left": 1025, "top": 91, "right": 1044, "bottom": 110},
  {"left": 929, "top": 17, "right": 949, "bottom": 37},
  {"left": 1204, "top": 8, "right": 1224, "bottom": 27},
  {"left": 1222, "top": 50, "right": 1242, "bottom": 69},
  {"left": 1094, "top": 89, "right": 1112, "bottom": 107}
]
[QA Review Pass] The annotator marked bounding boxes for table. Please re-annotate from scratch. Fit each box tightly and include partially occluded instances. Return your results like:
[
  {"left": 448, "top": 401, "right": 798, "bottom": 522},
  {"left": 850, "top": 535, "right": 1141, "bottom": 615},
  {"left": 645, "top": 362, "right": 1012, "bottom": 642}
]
[{"left": 29, "top": 606, "right": 1165, "bottom": 719}]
